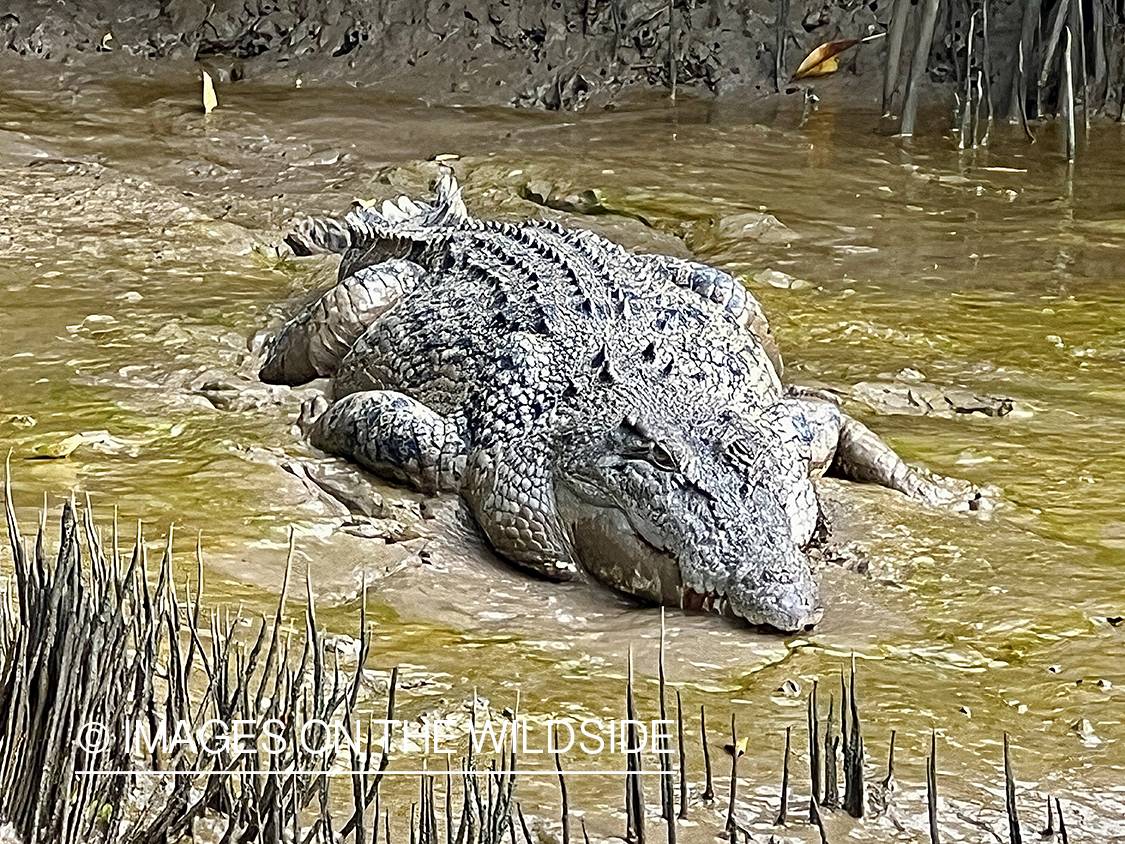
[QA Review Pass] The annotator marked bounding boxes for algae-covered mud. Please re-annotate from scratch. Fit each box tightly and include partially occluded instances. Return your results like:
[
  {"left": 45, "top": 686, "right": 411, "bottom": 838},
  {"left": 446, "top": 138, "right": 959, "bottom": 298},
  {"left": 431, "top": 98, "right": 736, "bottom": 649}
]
[{"left": 1, "top": 67, "right": 1124, "bottom": 839}]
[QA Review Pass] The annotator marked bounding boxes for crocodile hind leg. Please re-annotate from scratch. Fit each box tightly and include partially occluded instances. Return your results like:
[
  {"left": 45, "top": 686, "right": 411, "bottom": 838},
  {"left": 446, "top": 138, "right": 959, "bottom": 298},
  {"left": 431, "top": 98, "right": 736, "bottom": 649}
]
[
  {"left": 260, "top": 259, "right": 425, "bottom": 386},
  {"left": 650, "top": 255, "right": 784, "bottom": 377},
  {"left": 304, "top": 391, "right": 467, "bottom": 495}
]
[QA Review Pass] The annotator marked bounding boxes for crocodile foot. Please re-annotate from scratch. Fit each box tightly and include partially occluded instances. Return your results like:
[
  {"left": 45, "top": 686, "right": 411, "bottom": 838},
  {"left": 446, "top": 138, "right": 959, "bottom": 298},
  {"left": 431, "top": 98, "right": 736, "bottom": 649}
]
[{"left": 912, "top": 469, "right": 998, "bottom": 512}]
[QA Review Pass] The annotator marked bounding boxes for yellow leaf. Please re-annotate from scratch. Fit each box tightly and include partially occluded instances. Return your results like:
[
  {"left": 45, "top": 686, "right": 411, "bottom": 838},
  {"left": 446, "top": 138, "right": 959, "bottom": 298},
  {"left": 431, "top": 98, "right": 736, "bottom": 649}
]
[
  {"left": 792, "top": 38, "right": 860, "bottom": 80},
  {"left": 202, "top": 70, "right": 218, "bottom": 114}
]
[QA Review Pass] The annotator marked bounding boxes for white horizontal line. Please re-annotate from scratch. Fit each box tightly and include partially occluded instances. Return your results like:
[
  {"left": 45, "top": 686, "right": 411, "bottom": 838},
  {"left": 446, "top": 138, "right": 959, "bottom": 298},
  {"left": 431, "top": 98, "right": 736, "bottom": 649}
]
[{"left": 77, "top": 769, "right": 676, "bottom": 777}]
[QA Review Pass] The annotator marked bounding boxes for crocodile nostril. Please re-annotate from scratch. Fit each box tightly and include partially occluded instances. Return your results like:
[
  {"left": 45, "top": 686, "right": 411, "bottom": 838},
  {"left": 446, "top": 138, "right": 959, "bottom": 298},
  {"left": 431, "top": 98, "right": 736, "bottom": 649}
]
[{"left": 802, "top": 605, "right": 825, "bottom": 630}]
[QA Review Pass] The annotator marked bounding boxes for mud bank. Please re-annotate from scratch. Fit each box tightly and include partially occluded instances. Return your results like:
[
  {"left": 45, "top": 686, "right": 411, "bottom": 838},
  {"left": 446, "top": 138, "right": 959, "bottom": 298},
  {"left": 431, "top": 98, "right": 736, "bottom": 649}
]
[{"left": 4, "top": 0, "right": 891, "bottom": 109}]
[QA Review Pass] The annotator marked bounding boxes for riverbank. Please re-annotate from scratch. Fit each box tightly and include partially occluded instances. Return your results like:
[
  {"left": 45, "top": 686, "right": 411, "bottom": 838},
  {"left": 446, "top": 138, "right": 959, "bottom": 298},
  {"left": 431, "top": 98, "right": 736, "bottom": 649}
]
[{"left": 2, "top": 0, "right": 897, "bottom": 110}]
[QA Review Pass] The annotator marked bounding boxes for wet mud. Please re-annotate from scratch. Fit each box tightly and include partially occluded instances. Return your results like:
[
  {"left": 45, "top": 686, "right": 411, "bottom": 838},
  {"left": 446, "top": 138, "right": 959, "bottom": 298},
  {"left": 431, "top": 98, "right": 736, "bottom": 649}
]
[
  {"left": 3, "top": 0, "right": 891, "bottom": 109},
  {"left": 2, "top": 66, "right": 1125, "bottom": 838}
]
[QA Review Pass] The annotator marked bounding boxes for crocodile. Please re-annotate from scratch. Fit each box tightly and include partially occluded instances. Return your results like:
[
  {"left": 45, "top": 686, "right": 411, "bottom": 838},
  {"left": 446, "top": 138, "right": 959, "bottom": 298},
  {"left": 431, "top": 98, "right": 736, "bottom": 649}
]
[{"left": 261, "top": 172, "right": 977, "bottom": 631}]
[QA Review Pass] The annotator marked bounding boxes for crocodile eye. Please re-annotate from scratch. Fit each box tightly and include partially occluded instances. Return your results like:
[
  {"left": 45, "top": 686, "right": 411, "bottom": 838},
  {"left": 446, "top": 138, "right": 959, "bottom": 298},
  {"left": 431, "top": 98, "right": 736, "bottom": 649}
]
[
  {"left": 620, "top": 442, "right": 679, "bottom": 473},
  {"left": 649, "top": 444, "right": 679, "bottom": 473},
  {"left": 617, "top": 416, "right": 680, "bottom": 473}
]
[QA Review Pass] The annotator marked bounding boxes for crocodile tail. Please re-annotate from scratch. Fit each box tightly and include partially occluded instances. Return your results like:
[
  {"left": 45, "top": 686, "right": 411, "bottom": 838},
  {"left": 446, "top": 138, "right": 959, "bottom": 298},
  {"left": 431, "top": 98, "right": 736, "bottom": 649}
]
[
  {"left": 285, "top": 216, "right": 357, "bottom": 256},
  {"left": 285, "top": 169, "right": 470, "bottom": 258},
  {"left": 432, "top": 169, "right": 468, "bottom": 225},
  {"left": 343, "top": 169, "right": 469, "bottom": 236}
]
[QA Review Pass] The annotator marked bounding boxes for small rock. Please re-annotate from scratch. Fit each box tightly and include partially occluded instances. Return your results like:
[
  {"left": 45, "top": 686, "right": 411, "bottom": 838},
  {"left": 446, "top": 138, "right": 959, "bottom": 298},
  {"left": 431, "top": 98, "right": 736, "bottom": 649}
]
[
  {"left": 521, "top": 179, "right": 554, "bottom": 205},
  {"left": 290, "top": 148, "right": 342, "bottom": 168},
  {"left": 341, "top": 522, "right": 387, "bottom": 540},
  {"left": 752, "top": 268, "right": 810, "bottom": 290},
  {"left": 848, "top": 379, "right": 1014, "bottom": 418},
  {"left": 718, "top": 210, "right": 797, "bottom": 244},
  {"left": 944, "top": 389, "right": 1013, "bottom": 417},
  {"left": 520, "top": 180, "right": 604, "bottom": 215},
  {"left": 776, "top": 678, "right": 800, "bottom": 697},
  {"left": 30, "top": 433, "right": 84, "bottom": 459}
]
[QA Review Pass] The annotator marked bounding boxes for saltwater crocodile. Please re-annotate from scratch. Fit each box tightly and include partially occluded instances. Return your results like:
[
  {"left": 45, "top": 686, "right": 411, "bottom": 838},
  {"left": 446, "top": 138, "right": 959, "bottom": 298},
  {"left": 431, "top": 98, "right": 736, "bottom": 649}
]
[{"left": 261, "top": 172, "right": 976, "bottom": 631}]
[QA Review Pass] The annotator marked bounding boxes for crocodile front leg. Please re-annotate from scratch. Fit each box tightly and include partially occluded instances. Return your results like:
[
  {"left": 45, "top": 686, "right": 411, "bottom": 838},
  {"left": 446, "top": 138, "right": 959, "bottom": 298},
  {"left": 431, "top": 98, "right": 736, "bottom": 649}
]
[
  {"left": 306, "top": 391, "right": 466, "bottom": 494},
  {"left": 460, "top": 332, "right": 581, "bottom": 582},
  {"left": 831, "top": 413, "right": 981, "bottom": 507},
  {"left": 790, "top": 398, "right": 982, "bottom": 508},
  {"left": 462, "top": 446, "right": 580, "bottom": 582}
]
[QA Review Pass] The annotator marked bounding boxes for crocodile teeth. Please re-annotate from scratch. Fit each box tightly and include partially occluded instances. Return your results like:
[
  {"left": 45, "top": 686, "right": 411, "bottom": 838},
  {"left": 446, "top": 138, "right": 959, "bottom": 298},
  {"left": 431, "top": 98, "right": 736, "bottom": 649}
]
[{"left": 681, "top": 587, "right": 729, "bottom": 614}]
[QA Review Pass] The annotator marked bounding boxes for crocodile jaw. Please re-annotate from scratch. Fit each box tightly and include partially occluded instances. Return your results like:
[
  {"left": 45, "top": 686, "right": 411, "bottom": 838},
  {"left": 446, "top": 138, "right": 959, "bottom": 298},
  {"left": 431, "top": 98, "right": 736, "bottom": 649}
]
[{"left": 555, "top": 486, "right": 822, "bottom": 632}]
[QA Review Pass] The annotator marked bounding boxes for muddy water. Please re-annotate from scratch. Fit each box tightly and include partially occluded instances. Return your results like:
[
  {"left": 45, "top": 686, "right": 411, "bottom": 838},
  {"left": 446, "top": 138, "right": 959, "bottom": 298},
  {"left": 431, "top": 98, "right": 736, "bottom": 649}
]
[{"left": 1, "top": 71, "right": 1124, "bottom": 837}]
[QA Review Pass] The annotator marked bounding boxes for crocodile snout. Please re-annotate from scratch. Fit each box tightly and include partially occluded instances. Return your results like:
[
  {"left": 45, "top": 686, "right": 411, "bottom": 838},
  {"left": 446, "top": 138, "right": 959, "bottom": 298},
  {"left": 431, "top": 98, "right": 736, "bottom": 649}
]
[
  {"left": 776, "top": 594, "right": 824, "bottom": 632},
  {"left": 724, "top": 550, "right": 823, "bottom": 632}
]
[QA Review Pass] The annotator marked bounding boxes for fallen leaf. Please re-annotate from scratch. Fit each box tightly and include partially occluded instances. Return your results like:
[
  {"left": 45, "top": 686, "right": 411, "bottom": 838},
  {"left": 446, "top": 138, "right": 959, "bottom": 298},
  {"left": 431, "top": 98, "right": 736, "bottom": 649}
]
[
  {"left": 30, "top": 434, "right": 84, "bottom": 460},
  {"left": 792, "top": 32, "right": 886, "bottom": 81},
  {"left": 202, "top": 70, "right": 217, "bottom": 114},
  {"left": 792, "top": 39, "right": 858, "bottom": 79}
]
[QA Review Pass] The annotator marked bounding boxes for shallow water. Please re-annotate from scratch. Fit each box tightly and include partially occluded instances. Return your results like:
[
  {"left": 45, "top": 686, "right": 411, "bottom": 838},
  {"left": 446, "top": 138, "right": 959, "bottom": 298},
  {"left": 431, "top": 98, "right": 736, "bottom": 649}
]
[{"left": 1, "top": 70, "right": 1123, "bottom": 838}]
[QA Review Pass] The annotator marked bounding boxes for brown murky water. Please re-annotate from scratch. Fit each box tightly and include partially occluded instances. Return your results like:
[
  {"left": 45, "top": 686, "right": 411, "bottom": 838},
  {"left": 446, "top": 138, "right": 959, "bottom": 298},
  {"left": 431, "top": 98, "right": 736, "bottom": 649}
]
[{"left": 1, "top": 71, "right": 1124, "bottom": 838}]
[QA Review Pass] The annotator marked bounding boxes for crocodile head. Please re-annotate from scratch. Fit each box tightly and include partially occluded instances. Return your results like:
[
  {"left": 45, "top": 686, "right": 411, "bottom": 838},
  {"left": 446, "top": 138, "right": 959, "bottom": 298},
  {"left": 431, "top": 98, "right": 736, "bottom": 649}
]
[{"left": 554, "top": 409, "right": 823, "bottom": 632}]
